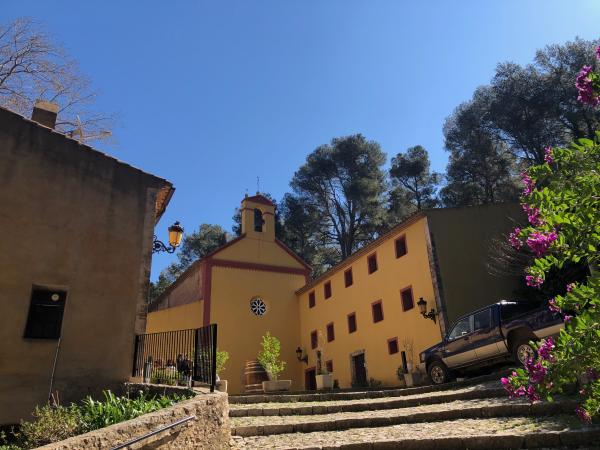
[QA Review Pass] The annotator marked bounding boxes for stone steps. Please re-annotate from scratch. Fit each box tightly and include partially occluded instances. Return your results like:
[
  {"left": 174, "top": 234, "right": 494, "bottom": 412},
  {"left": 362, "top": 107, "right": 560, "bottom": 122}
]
[
  {"left": 231, "top": 398, "right": 579, "bottom": 437},
  {"left": 230, "top": 382, "right": 505, "bottom": 417},
  {"left": 230, "top": 415, "right": 600, "bottom": 449},
  {"left": 229, "top": 371, "right": 510, "bottom": 405},
  {"left": 228, "top": 374, "right": 597, "bottom": 449}
]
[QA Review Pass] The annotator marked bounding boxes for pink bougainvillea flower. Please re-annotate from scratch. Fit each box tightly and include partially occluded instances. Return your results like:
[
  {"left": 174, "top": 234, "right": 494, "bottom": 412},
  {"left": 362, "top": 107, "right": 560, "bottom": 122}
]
[
  {"left": 520, "top": 172, "right": 536, "bottom": 196},
  {"left": 527, "top": 385, "right": 540, "bottom": 403},
  {"left": 526, "top": 230, "right": 558, "bottom": 257},
  {"left": 526, "top": 274, "right": 544, "bottom": 288},
  {"left": 566, "top": 283, "right": 575, "bottom": 293},
  {"left": 576, "top": 65, "right": 600, "bottom": 106},
  {"left": 544, "top": 146, "right": 554, "bottom": 165},
  {"left": 537, "top": 337, "right": 555, "bottom": 361},
  {"left": 548, "top": 298, "right": 561, "bottom": 314},
  {"left": 575, "top": 406, "right": 592, "bottom": 424},
  {"left": 508, "top": 227, "right": 522, "bottom": 249},
  {"left": 563, "top": 314, "right": 573, "bottom": 323},
  {"left": 522, "top": 204, "right": 544, "bottom": 226},
  {"left": 525, "top": 358, "right": 547, "bottom": 384},
  {"left": 596, "top": 46, "right": 600, "bottom": 60}
]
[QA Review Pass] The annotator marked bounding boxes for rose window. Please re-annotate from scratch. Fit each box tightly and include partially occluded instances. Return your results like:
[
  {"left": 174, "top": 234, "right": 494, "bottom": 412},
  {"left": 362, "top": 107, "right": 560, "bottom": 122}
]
[{"left": 250, "top": 297, "right": 267, "bottom": 316}]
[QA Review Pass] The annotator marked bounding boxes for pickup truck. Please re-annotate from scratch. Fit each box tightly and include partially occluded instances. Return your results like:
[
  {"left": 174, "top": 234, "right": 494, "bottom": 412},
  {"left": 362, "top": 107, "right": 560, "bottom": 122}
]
[{"left": 419, "top": 300, "right": 563, "bottom": 385}]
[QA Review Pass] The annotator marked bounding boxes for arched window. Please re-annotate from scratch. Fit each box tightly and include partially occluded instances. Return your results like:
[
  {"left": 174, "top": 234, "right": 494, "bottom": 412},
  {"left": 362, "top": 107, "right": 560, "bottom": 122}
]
[{"left": 254, "top": 208, "right": 264, "bottom": 232}]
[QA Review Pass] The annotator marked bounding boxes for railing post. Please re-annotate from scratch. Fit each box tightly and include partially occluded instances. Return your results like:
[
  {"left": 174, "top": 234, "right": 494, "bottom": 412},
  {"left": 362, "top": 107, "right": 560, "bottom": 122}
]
[
  {"left": 210, "top": 324, "right": 217, "bottom": 392},
  {"left": 193, "top": 327, "right": 200, "bottom": 382}
]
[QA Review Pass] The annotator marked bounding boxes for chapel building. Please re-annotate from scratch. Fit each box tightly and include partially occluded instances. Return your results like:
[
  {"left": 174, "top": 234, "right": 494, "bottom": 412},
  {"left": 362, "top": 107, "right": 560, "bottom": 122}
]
[{"left": 147, "top": 195, "right": 521, "bottom": 392}]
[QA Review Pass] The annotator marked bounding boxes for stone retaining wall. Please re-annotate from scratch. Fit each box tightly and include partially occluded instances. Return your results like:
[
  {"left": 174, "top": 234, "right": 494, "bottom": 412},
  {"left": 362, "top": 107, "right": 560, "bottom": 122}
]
[{"left": 36, "top": 388, "right": 230, "bottom": 450}]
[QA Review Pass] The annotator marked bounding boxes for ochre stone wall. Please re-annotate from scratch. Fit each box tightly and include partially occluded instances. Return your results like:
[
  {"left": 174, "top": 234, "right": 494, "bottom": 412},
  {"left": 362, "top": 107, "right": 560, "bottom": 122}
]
[
  {"left": 0, "top": 107, "right": 169, "bottom": 424},
  {"left": 36, "top": 389, "right": 230, "bottom": 450}
]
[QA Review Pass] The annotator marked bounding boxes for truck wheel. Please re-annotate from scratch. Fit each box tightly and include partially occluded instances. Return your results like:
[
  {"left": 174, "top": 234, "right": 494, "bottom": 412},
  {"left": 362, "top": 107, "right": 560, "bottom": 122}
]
[
  {"left": 428, "top": 360, "right": 450, "bottom": 384},
  {"left": 513, "top": 339, "right": 535, "bottom": 365}
]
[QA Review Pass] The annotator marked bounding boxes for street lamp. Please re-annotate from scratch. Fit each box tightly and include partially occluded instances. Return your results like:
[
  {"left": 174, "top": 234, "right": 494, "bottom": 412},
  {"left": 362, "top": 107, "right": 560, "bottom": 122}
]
[
  {"left": 296, "top": 346, "right": 308, "bottom": 364},
  {"left": 417, "top": 297, "right": 437, "bottom": 323},
  {"left": 153, "top": 221, "right": 184, "bottom": 254}
]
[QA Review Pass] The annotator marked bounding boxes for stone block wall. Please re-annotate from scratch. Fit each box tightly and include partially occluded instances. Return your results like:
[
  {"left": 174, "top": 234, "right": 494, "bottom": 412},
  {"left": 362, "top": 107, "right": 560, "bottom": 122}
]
[{"left": 36, "top": 388, "right": 230, "bottom": 450}]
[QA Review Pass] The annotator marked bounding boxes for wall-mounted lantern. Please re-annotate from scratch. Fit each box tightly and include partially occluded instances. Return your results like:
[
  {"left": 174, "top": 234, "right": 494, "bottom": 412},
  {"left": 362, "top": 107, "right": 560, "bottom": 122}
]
[
  {"left": 153, "top": 221, "right": 184, "bottom": 254},
  {"left": 296, "top": 346, "right": 308, "bottom": 364},
  {"left": 417, "top": 297, "right": 437, "bottom": 323}
]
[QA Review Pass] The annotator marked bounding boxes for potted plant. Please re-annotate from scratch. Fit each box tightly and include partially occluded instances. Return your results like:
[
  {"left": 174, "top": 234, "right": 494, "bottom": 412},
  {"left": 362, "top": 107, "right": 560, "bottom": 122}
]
[
  {"left": 258, "top": 332, "right": 291, "bottom": 392},
  {"left": 315, "top": 332, "right": 333, "bottom": 390},
  {"left": 396, "top": 366, "right": 407, "bottom": 388},
  {"left": 401, "top": 338, "right": 422, "bottom": 387},
  {"left": 215, "top": 350, "right": 229, "bottom": 392}
]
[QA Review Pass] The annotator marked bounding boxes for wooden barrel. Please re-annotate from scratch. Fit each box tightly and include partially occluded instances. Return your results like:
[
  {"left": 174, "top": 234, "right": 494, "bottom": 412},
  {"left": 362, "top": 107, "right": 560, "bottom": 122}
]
[{"left": 244, "top": 360, "right": 269, "bottom": 393}]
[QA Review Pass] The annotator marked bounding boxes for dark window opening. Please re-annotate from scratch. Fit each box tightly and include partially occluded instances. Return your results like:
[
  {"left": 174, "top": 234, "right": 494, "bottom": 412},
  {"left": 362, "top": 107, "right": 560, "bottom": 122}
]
[
  {"left": 347, "top": 312, "right": 357, "bottom": 333},
  {"left": 395, "top": 236, "right": 407, "bottom": 258},
  {"left": 372, "top": 301, "right": 384, "bottom": 323},
  {"left": 344, "top": 268, "right": 353, "bottom": 287},
  {"left": 401, "top": 351, "right": 408, "bottom": 372},
  {"left": 367, "top": 254, "right": 378, "bottom": 274},
  {"left": 326, "top": 322, "right": 335, "bottom": 342},
  {"left": 326, "top": 360, "right": 333, "bottom": 373},
  {"left": 401, "top": 287, "right": 414, "bottom": 311},
  {"left": 324, "top": 281, "right": 332, "bottom": 299},
  {"left": 308, "top": 291, "right": 316, "bottom": 308},
  {"left": 310, "top": 330, "right": 318, "bottom": 349},
  {"left": 388, "top": 338, "right": 399, "bottom": 355},
  {"left": 24, "top": 288, "right": 67, "bottom": 339},
  {"left": 254, "top": 208, "right": 264, "bottom": 232}
]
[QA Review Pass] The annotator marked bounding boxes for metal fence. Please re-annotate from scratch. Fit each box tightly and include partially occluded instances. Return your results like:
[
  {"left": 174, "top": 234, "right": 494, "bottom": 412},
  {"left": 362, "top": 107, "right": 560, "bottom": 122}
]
[{"left": 132, "top": 324, "right": 217, "bottom": 392}]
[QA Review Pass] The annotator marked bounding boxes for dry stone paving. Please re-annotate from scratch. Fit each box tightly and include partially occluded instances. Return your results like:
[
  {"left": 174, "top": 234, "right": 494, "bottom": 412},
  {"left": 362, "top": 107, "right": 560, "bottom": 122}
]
[
  {"left": 229, "top": 381, "right": 504, "bottom": 417},
  {"left": 230, "top": 416, "right": 598, "bottom": 449},
  {"left": 228, "top": 376, "right": 599, "bottom": 449}
]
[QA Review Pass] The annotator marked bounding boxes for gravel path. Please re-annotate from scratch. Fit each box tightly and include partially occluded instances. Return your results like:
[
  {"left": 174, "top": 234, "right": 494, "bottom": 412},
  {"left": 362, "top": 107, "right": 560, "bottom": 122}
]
[{"left": 230, "top": 415, "right": 589, "bottom": 449}]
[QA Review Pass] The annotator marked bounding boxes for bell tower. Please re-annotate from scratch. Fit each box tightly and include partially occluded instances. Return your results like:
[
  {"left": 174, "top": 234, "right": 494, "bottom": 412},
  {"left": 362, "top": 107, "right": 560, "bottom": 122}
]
[{"left": 240, "top": 193, "right": 276, "bottom": 241}]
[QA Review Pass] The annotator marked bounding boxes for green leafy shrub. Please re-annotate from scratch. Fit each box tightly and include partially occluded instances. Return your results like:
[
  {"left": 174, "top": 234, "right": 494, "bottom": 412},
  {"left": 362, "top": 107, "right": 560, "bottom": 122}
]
[
  {"left": 257, "top": 332, "right": 286, "bottom": 380},
  {"left": 503, "top": 48, "right": 600, "bottom": 423},
  {"left": 5, "top": 390, "right": 192, "bottom": 449},
  {"left": 14, "top": 404, "right": 81, "bottom": 449},
  {"left": 79, "top": 390, "right": 187, "bottom": 432},
  {"left": 150, "top": 368, "right": 177, "bottom": 386},
  {"left": 216, "top": 350, "right": 229, "bottom": 377}
]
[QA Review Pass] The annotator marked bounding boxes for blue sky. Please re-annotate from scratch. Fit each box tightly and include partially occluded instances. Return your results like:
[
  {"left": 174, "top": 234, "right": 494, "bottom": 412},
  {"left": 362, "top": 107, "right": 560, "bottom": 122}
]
[{"left": 3, "top": 1, "right": 599, "bottom": 279}]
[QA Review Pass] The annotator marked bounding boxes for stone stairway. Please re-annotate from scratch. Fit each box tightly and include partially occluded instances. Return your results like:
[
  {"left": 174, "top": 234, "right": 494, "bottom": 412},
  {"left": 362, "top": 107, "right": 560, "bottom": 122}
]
[{"left": 228, "top": 376, "right": 599, "bottom": 449}]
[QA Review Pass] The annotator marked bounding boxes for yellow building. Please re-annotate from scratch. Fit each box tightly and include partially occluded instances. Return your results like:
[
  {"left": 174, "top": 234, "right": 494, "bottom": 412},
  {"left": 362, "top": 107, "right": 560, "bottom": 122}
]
[
  {"left": 147, "top": 194, "right": 310, "bottom": 393},
  {"left": 147, "top": 197, "right": 521, "bottom": 392}
]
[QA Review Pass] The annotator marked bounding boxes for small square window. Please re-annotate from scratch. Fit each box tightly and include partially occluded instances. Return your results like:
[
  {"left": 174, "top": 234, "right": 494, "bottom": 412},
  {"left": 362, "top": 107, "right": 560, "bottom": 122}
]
[
  {"left": 347, "top": 312, "right": 357, "bottom": 333},
  {"left": 310, "top": 330, "right": 318, "bottom": 349},
  {"left": 326, "top": 322, "right": 335, "bottom": 342},
  {"left": 324, "top": 281, "right": 332, "bottom": 299},
  {"left": 326, "top": 360, "right": 333, "bottom": 373},
  {"left": 372, "top": 301, "right": 384, "bottom": 323},
  {"left": 367, "top": 254, "right": 378, "bottom": 274},
  {"left": 395, "top": 235, "right": 407, "bottom": 258},
  {"left": 24, "top": 287, "right": 67, "bottom": 339},
  {"left": 344, "top": 268, "right": 353, "bottom": 287},
  {"left": 401, "top": 287, "right": 414, "bottom": 311},
  {"left": 388, "top": 337, "right": 399, "bottom": 355},
  {"left": 308, "top": 291, "right": 316, "bottom": 308}
]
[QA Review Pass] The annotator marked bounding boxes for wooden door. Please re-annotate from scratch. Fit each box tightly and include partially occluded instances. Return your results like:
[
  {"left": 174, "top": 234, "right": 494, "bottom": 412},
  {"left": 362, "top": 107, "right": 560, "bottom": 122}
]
[
  {"left": 352, "top": 353, "right": 367, "bottom": 386},
  {"left": 305, "top": 367, "right": 316, "bottom": 390}
]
